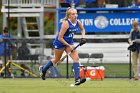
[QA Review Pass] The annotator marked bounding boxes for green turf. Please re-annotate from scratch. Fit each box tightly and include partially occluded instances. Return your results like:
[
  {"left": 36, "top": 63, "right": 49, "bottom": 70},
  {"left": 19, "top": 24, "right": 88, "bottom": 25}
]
[{"left": 0, "top": 78, "right": 140, "bottom": 93}]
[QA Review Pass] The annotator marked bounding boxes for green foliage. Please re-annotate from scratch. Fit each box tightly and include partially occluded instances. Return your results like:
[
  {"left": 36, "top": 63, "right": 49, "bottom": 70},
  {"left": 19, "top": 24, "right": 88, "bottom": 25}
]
[
  {"left": 44, "top": 12, "right": 55, "bottom": 35},
  {"left": 8, "top": 17, "right": 18, "bottom": 35}
]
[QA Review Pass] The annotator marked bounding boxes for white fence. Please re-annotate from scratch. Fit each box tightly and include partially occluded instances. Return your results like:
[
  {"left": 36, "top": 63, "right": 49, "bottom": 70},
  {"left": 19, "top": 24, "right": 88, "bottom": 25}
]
[{"left": 2, "top": 0, "right": 57, "bottom": 6}]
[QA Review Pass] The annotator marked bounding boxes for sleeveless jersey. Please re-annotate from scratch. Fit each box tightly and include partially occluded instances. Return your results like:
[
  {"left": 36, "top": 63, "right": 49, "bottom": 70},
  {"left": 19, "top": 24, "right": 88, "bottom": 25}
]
[{"left": 53, "top": 19, "right": 79, "bottom": 49}]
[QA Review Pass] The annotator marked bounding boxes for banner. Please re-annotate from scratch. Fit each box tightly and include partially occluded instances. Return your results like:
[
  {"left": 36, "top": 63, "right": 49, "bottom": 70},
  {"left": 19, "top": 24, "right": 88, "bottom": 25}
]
[{"left": 58, "top": 10, "right": 140, "bottom": 32}]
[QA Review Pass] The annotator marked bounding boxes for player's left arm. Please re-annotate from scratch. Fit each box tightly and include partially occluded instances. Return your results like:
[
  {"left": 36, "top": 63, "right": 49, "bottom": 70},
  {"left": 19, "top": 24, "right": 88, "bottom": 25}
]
[
  {"left": 78, "top": 20, "right": 86, "bottom": 46},
  {"left": 78, "top": 20, "right": 86, "bottom": 38}
]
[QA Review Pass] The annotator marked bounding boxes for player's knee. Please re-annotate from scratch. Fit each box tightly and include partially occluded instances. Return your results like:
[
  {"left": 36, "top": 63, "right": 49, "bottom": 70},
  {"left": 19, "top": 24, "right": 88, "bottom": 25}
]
[
  {"left": 53, "top": 59, "right": 60, "bottom": 64},
  {"left": 73, "top": 58, "right": 79, "bottom": 62}
]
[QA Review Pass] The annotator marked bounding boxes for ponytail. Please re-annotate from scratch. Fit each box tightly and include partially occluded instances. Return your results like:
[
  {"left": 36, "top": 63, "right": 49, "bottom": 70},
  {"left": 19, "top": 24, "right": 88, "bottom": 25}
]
[{"left": 60, "top": 7, "right": 73, "bottom": 22}]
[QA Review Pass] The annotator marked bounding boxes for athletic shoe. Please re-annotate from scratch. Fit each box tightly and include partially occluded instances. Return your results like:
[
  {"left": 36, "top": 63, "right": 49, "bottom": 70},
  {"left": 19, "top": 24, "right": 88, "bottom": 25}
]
[
  {"left": 39, "top": 66, "right": 46, "bottom": 80},
  {"left": 75, "top": 78, "right": 86, "bottom": 86},
  {"left": 75, "top": 78, "right": 81, "bottom": 85}
]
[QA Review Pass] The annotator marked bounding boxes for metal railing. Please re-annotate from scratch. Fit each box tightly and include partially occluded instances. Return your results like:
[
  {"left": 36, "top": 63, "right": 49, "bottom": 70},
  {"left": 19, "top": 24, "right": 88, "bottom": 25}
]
[{"left": 2, "top": 0, "right": 57, "bottom": 6}]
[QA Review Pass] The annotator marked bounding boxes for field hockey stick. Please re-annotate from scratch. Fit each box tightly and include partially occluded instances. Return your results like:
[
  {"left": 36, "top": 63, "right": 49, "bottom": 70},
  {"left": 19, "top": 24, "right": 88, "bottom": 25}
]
[
  {"left": 82, "top": 54, "right": 90, "bottom": 80},
  {"left": 54, "top": 43, "right": 81, "bottom": 66}
]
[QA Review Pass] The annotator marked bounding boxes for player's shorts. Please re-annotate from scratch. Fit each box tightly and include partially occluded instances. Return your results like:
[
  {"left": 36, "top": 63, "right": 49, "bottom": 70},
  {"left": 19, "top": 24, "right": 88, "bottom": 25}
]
[{"left": 53, "top": 40, "right": 74, "bottom": 49}]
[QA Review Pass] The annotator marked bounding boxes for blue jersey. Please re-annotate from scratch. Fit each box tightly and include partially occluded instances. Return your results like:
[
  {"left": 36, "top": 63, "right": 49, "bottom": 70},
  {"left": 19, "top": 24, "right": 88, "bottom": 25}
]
[
  {"left": 53, "top": 19, "right": 79, "bottom": 49},
  {"left": 0, "top": 34, "right": 14, "bottom": 56}
]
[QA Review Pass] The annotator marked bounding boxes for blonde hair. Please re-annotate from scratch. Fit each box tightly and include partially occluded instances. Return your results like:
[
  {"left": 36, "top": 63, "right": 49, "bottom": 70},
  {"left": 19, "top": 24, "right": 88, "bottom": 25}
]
[
  {"left": 60, "top": 7, "right": 74, "bottom": 22},
  {"left": 132, "top": 21, "right": 138, "bottom": 26}
]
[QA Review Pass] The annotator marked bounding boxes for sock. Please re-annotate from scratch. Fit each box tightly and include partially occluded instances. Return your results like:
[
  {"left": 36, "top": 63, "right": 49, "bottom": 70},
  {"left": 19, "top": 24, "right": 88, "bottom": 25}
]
[
  {"left": 42, "top": 61, "right": 53, "bottom": 73},
  {"left": 73, "top": 63, "right": 80, "bottom": 80}
]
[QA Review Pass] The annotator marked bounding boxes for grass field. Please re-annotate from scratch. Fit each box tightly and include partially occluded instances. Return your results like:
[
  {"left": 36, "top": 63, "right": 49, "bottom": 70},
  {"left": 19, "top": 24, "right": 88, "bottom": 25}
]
[{"left": 0, "top": 78, "right": 140, "bottom": 93}]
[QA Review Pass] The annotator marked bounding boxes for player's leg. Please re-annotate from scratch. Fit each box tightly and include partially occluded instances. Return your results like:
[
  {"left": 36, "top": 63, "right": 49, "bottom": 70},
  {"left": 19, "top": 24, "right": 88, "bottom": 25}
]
[
  {"left": 42, "top": 49, "right": 64, "bottom": 71},
  {"left": 65, "top": 45, "right": 86, "bottom": 85},
  {"left": 39, "top": 48, "right": 64, "bottom": 80}
]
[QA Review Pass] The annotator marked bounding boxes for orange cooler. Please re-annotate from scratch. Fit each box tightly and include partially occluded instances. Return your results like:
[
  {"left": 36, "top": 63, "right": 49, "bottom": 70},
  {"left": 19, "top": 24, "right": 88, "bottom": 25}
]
[{"left": 80, "top": 66, "right": 105, "bottom": 80}]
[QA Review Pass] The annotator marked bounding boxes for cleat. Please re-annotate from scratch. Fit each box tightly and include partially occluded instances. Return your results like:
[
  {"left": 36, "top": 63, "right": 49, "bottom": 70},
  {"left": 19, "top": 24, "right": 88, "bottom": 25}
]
[
  {"left": 75, "top": 79, "right": 81, "bottom": 86},
  {"left": 75, "top": 78, "right": 86, "bottom": 86},
  {"left": 39, "top": 66, "right": 46, "bottom": 80}
]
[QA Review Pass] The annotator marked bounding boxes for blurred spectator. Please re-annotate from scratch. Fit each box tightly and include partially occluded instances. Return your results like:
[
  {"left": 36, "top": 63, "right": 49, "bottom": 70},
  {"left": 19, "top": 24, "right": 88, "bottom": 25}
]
[
  {"left": 108, "top": 0, "right": 128, "bottom": 7},
  {"left": 84, "top": 0, "right": 96, "bottom": 3},
  {"left": 59, "top": 0, "right": 70, "bottom": 7},
  {"left": 17, "top": 42, "right": 30, "bottom": 77},
  {"left": 85, "top": 0, "right": 108, "bottom": 13},
  {"left": 128, "top": 21, "right": 140, "bottom": 80},
  {"left": 17, "top": 42, "right": 30, "bottom": 60},
  {"left": 65, "top": 0, "right": 80, "bottom": 7},
  {"left": 0, "top": 27, "right": 16, "bottom": 77},
  {"left": 84, "top": 0, "right": 96, "bottom": 8},
  {"left": 94, "top": 0, "right": 107, "bottom": 8},
  {"left": 85, "top": 0, "right": 107, "bottom": 8},
  {"left": 59, "top": 0, "right": 65, "bottom": 3},
  {"left": 130, "top": 0, "right": 140, "bottom": 8}
]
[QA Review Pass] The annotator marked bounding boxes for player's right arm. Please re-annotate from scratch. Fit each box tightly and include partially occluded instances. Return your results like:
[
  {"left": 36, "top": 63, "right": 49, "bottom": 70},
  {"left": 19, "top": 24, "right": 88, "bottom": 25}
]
[{"left": 58, "top": 20, "right": 73, "bottom": 49}]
